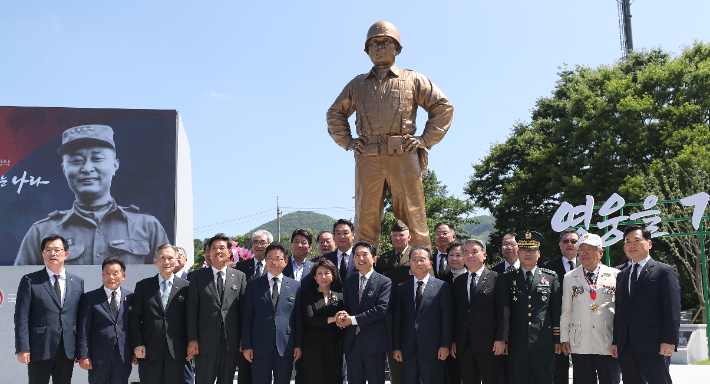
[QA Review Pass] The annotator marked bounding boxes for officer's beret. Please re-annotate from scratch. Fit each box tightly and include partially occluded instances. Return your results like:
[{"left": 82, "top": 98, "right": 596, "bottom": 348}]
[
  {"left": 516, "top": 230, "right": 544, "bottom": 249},
  {"left": 57, "top": 124, "right": 116, "bottom": 155}
]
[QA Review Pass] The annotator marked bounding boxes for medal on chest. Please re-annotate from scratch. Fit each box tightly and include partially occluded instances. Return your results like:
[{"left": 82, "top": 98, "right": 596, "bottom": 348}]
[{"left": 590, "top": 303, "right": 599, "bottom": 311}]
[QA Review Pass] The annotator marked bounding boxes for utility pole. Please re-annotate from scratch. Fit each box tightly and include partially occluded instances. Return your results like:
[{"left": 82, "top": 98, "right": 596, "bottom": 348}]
[
  {"left": 617, "top": 0, "right": 634, "bottom": 57},
  {"left": 276, "top": 196, "right": 282, "bottom": 242}
]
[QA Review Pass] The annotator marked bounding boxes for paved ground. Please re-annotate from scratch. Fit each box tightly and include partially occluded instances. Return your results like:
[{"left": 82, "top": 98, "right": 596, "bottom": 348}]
[{"left": 234, "top": 363, "right": 710, "bottom": 383}]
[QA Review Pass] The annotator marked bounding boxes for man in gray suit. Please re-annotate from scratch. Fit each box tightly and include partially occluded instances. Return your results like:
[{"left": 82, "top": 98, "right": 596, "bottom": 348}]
[
  {"left": 14, "top": 234, "right": 85, "bottom": 384},
  {"left": 187, "top": 235, "right": 247, "bottom": 384}
]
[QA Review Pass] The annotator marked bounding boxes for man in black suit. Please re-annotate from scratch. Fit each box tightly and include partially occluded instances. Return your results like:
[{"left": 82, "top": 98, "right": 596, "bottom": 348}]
[
  {"left": 130, "top": 243, "right": 190, "bottom": 384},
  {"left": 392, "top": 246, "right": 453, "bottom": 384},
  {"left": 187, "top": 235, "right": 247, "bottom": 384},
  {"left": 305, "top": 219, "right": 357, "bottom": 292},
  {"left": 451, "top": 239, "right": 509, "bottom": 384},
  {"left": 432, "top": 222, "right": 456, "bottom": 279},
  {"left": 611, "top": 225, "right": 681, "bottom": 384},
  {"left": 234, "top": 229, "right": 271, "bottom": 384},
  {"left": 491, "top": 232, "right": 520, "bottom": 274},
  {"left": 282, "top": 229, "right": 315, "bottom": 281},
  {"left": 77, "top": 257, "right": 136, "bottom": 384},
  {"left": 14, "top": 234, "right": 85, "bottom": 384},
  {"left": 336, "top": 241, "right": 393, "bottom": 384},
  {"left": 543, "top": 228, "right": 580, "bottom": 384}
]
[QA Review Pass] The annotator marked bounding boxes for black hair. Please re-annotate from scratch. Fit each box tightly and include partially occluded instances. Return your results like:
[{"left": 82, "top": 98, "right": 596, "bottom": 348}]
[
  {"left": 102, "top": 256, "right": 126, "bottom": 273},
  {"left": 408, "top": 245, "right": 432, "bottom": 261},
  {"left": 208, "top": 235, "right": 232, "bottom": 249},
  {"left": 623, "top": 225, "right": 652, "bottom": 241},
  {"left": 41, "top": 234, "right": 69, "bottom": 252},
  {"left": 265, "top": 242, "right": 288, "bottom": 258},
  {"left": 352, "top": 240, "right": 376, "bottom": 256},
  {"left": 291, "top": 229, "right": 313, "bottom": 246},
  {"left": 333, "top": 219, "right": 355, "bottom": 232}
]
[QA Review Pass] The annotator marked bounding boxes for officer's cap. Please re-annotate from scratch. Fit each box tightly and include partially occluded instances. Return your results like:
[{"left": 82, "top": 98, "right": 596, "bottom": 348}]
[
  {"left": 57, "top": 125, "right": 116, "bottom": 155},
  {"left": 392, "top": 219, "right": 409, "bottom": 232},
  {"left": 576, "top": 233, "right": 603, "bottom": 248},
  {"left": 516, "top": 231, "right": 544, "bottom": 249}
]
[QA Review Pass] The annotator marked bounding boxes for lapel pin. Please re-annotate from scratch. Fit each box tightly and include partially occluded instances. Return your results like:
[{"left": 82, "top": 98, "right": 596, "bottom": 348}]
[
  {"left": 128, "top": 305, "right": 132, "bottom": 311},
  {"left": 368, "top": 290, "right": 375, "bottom": 297},
  {"left": 231, "top": 284, "right": 238, "bottom": 291},
  {"left": 288, "top": 294, "right": 295, "bottom": 302}
]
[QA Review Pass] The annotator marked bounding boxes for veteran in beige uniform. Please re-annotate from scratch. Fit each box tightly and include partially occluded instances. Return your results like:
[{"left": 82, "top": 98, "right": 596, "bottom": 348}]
[
  {"left": 560, "top": 233, "right": 620, "bottom": 384},
  {"left": 327, "top": 21, "right": 453, "bottom": 250},
  {"left": 14, "top": 125, "right": 169, "bottom": 265}
]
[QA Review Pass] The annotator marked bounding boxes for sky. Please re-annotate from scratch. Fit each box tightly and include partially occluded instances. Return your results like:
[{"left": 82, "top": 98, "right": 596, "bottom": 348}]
[{"left": 0, "top": 1, "right": 707, "bottom": 240}]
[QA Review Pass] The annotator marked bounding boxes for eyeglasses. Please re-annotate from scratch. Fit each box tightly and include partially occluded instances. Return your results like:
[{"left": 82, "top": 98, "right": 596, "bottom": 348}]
[
  {"left": 434, "top": 231, "right": 451, "bottom": 237},
  {"left": 502, "top": 243, "right": 518, "bottom": 248},
  {"left": 43, "top": 248, "right": 65, "bottom": 255},
  {"left": 561, "top": 239, "right": 578, "bottom": 245}
]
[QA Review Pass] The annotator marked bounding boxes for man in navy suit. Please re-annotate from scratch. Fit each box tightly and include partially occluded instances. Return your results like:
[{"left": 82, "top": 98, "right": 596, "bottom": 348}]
[
  {"left": 451, "top": 239, "right": 509, "bottom": 384},
  {"left": 77, "top": 256, "right": 136, "bottom": 384},
  {"left": 130, "top": 244, "right": 190, "bottom": 384},
  {"left": 392, "top": 246, "right": 453, "bottom": 384},
  {"left": 235, "top": 229, "right": 272, "bottom": 384},
  {"left": 14, "top": 234, "right": 85, "bottom": 384},
  {"left": 612, "top": 225, "right": 681, "bottom": 384},
  {"left": 242, "top": 242, "right": 303, "bottom": 384},
  {"left": 336, "top": 241, "right": 392, "bottom": 384},
  {"left": 282, "top": 229, "right": 315, "bottom": 281},
  {"left": 187, "top": 235, "right": 247, "bottom": 384}
]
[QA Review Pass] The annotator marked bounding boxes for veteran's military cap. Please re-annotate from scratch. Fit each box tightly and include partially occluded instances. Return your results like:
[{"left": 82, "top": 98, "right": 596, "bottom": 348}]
[
  {"left": 515, "top": 230, "right": 544, "bottom": 249},
  {"left": 57, "top": 124, "right": 116, "bottom": 155},
  {"left": 577, "top": 232, "right": 602, "bottom": 248},
  {"left": 391, "top": 219, "right": 409, "bottom": 232}
]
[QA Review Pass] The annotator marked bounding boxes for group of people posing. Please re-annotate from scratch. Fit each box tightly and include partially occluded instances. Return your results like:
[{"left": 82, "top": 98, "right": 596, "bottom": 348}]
[{"left": 14, "top": 218, "right": 680, "bottom": 384}]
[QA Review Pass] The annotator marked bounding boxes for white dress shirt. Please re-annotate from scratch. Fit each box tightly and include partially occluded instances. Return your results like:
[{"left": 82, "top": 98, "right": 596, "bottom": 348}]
[
  {"left": 267, "top": 272, "right": 285, "bottom": 296},
  {"left": 504, "top": 259, "right": 521, "bottom": 271},
  {"left": 413, "top": 274, "right": 430, "bottom": 299},
  {"left": 211, "top": 265, "right": 228, "bottom": 285},
  {"left": 337, "top": 248, "right": 353, "bottom": 271},
  {"left": 562, "top": 257, "right": 577, "bottom": 274},
  {"left": 46, "top": 267, "right": 66, "bottom": 307}
]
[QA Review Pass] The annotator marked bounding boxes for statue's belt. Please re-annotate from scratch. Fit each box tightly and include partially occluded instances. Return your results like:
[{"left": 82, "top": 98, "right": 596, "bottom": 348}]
[{"left": 357, "top": 135, "right": 428, "bottom": 172}]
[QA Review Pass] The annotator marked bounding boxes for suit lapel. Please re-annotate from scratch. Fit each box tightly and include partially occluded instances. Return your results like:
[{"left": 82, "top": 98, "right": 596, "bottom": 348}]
[
  {"left": 358, "top": 272, "right": 376, "bottom": 311},
  {"left": 166, "top": 277, "right": 183, "bottom": 309},
  {"left": 42, "top": 273, "right": 61, "bottom": 308},
  {"left": 472, "top": 269, "right": 489, "bottom": 301},
  {"left": 118, "top": 289, "right": 129, "bottom": 321},
  {"left": 205, "top": 269, "right": 221, "bottom": 304},
  {"left": 152, "top": 276, "right": 165, "bottom": 314},
  {"left": 631, "top": 259, "right": 654, "bottom": 300},
  {"left": 223, "top": 269, "right": 237, "bottom": 302},
  {"left": 418, "top": 279, "right": 435, "bottom": 314},
  {"left": 98, "top": 288, "right": 115, "bottom": 321},
  {"left": 262, "top": 277, "right": 275, "bottom": 311}
]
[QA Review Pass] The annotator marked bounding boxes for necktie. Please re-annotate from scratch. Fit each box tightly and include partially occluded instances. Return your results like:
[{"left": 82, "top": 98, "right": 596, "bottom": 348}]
[
  {"left": 161, "top": 280, "right": 171, "bottom": 309},
  {"left": 340, "top": 253, "right": 348, "bottom": 282},
  {"left": 469, "top": 272, "right": 476, "bottom": 302},
  {"left": 110, "top": 290, "right": 118, "bottom": 319},
  {"left": 416, "top": 281, "right": 423, "bottom": 311},
  {"left": 272, "top": 277, "right": 280, "bottom": 308},
  {"left": 357, "top": 275, "right": 366, "bottom": 335},
  {"left": 586, "top": 272, "right": 595, "bottom": 282},
  {"left": 630, "top": 264, "right": 639, "bottom": 293},
  {"left": 53, "top": 275, "right": 62, "bottom": 306},
  {"left": 438, "top": 254, "right": 446, "bottom": 277},
  {"left": 255, "top": 262, "right": 263, "bottom": 278},
  {"left": 526, "top": 270, "right": 533, "bottom": 291},
  {"left": 568, "top": 260, "right": 575, "bottom": 271},
  {"left": 217, "top": 271, "right": 224, "bottom": 300}
]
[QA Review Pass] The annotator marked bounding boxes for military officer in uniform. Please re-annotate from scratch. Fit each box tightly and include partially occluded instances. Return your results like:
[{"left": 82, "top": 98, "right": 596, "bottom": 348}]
[
  {"left": 374, "top": 219, "right": 417, "bottom": 384},
  {"left": 327, "top": 21, "right": 454, "bottom": 250},
  {"left": 15, "top": 124, "right": 170, "bottom": 265},
  {"left": 504, "top": 231, "right": 562, "bottom": 384},
  {"left": 560, "top": 233, "right": 620, "bottom": 384}
]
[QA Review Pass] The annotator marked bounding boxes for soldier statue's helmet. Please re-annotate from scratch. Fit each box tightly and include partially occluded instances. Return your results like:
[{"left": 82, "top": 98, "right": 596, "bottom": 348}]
[
  {"left": 364, "top": 21, "right": 402, "bottom": 54},
  {"left": 57, "top": 124, "right": 116, "bottom": 155},
  {"left": 515, "top": 231, "right": 544, "bottom": 250}
]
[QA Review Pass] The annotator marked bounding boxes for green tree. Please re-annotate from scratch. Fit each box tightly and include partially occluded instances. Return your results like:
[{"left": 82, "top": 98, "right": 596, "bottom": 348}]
[
  {"left": 465, "top": 42, "right": 710, "bottom": 266},
  {"left": 380, "top": 170, "right": 478, "bottom": 253}
]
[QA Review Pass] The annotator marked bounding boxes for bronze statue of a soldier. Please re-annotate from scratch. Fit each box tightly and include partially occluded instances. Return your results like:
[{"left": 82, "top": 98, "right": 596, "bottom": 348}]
[{"left": 327, "top": 21, "right": 454, "bottom": 249}]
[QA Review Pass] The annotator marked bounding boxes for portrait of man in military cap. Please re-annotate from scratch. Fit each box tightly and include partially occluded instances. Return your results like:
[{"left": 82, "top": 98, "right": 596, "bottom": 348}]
[{"left": 14, "top": 124, "right": 170, "bottom": 265}]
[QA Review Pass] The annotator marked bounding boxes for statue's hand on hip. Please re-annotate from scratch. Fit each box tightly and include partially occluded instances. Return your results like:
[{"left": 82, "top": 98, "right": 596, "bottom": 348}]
[
  {"left": 403, "top": 135, "right": 424, "bottom": 153},
  {"left": 347, "top": 138, "right": 364, "bottom": 154}
]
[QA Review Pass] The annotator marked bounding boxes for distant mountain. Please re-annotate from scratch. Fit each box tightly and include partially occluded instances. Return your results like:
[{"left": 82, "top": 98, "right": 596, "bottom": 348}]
[
  {"left": 244, "top": 211, "right": 336, "bottom": 239},
  {"left": 460, "top": 215, "right": 495, "bottom": 241}
]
